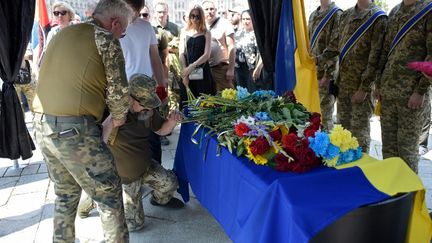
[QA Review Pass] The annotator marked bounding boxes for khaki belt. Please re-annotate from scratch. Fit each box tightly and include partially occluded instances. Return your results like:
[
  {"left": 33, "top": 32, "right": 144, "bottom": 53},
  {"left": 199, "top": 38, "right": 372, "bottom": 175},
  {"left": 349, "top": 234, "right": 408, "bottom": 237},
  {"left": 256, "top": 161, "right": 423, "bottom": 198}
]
[{"left": 34, "top": 113, "right": 95, "bottom": 124}]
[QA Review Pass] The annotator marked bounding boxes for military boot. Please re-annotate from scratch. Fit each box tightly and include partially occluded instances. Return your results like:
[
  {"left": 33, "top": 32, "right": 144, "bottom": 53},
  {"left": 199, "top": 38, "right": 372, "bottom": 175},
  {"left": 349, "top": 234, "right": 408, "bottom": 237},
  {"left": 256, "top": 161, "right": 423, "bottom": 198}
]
[{"left": 77, "top": 196, "right": 96, "bottom": 219}]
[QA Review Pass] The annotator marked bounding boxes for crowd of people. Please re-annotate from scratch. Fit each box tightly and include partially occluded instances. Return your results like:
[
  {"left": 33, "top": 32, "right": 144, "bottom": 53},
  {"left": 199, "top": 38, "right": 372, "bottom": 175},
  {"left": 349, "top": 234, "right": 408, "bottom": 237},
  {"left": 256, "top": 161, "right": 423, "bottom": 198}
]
[
  {"left": 18, "top": 0, "right": 264, "bottom": 242},
  {"left": 12, "top": 0, "right": 431, "bottom": 242}
]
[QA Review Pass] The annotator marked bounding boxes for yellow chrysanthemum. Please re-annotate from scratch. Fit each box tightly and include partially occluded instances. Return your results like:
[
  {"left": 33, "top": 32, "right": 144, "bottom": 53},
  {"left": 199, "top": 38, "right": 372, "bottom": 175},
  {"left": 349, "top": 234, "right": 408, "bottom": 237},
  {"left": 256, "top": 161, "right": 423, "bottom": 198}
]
[
  {"left": 329, "top": 125, "right": 353, "bottom": 152},
  {"left": 347, "top": 137, "right": 359, "bottom": 150},
  {"left": 221, "top": 88, "right": 237, "bottom": 100}
]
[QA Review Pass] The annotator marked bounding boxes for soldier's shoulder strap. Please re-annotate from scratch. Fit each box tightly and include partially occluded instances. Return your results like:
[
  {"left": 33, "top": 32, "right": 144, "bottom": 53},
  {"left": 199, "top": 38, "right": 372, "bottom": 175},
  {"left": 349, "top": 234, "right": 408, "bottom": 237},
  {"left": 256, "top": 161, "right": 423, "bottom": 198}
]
[
  {"left": 339, "top": 9, "right": 387, "bottom": 64},
  {"left": 310, "top": 6, "right": 342, "bottom": 50},
  {"left": 388, "top": 1, "right": 432, "bottom": 57}
]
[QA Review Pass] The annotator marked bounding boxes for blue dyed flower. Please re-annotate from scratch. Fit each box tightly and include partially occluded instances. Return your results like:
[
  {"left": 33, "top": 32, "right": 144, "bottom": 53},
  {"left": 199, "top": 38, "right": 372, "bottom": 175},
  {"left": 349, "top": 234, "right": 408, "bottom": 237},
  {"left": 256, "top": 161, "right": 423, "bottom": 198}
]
[
  {"left": 353, "top": 147, "right": 363, "bottom": 160},
  {"left": 324, "top": 144, "right": 340, "bottom": 160},
  {"left": 236, "top": 86, "right": 250, "bottom": 99},
  {"left": 265, "top": 90, "right": 276, "bottom": 97},
  {"left": 337, "top": 149, "right": 355, "bottom": 165},
  {"left": 308, "top": 132, "right": 330, "bottom": 156},
  {"left": 255, "top": 112, "right": 271, "bottom": 121},
  {"left": 252, "top": 90, "right": 265, "bottom": 98}
]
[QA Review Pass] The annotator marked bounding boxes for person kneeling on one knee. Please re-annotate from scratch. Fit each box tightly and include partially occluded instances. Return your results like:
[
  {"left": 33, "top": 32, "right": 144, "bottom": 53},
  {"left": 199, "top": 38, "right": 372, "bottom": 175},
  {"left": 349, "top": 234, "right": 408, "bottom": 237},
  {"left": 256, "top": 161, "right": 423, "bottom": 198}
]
[{"left": 78, "top": 74, "right": 184, "bottom": 232}]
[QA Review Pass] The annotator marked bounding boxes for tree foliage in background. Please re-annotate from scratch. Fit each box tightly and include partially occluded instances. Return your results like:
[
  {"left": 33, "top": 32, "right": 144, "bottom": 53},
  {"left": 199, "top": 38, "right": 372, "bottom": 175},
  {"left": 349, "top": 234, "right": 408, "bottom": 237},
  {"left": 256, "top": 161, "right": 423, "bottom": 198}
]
[{"left": 374, "top": 0, "right": 389, "bottom": 12}]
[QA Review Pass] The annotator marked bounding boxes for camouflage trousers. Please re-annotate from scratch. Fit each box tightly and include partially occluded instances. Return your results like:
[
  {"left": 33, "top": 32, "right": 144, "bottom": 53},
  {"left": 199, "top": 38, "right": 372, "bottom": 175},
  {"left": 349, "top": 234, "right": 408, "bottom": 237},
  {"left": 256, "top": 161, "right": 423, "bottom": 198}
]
[
  {"left": 381, "top": 96, "right": 431, "bottom": 173},
  {"left": 337, "top": 92, "right": 373, "bottom": 152},
  {"left": 319, "top": 85, "right": 335, "bottom": 131},
  {"left": 33, "top": 116, "right": 129, "bottom": 243},
  {"left": 123, "top": 160, "right": 178, "bottom": 231},
  {"left": 15, "top": 82, "right": 35, "bottom": 112}
]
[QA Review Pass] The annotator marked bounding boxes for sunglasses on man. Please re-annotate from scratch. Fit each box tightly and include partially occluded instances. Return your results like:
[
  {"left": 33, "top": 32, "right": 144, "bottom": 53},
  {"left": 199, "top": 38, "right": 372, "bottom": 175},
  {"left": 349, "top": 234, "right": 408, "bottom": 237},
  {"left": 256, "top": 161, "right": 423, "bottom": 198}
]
[
  {"left": 139, "top": 13, "right": 149, "bottom": 18},
  {"left": 53, "top": 10, "right": 68, "bottom": 17}
]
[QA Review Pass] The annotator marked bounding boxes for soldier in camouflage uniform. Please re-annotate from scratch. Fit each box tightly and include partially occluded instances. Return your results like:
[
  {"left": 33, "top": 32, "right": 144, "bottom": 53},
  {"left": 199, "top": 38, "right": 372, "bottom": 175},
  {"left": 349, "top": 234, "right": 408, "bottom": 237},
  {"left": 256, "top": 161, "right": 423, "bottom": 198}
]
[
  {"left": 376, "top": 0, "right": 432, "bottom": 173},
  {"left": 32, "top": 0, "right": 133, "bottom": 242},
  {"left": 308, "top": 0, "right": 342, "bottom": 131},
  {"left": 318, "top": 0, "right": 387, "bottom": 152},
  {"left": 78, "top": 74, "right": 184, "bottom": 232}
]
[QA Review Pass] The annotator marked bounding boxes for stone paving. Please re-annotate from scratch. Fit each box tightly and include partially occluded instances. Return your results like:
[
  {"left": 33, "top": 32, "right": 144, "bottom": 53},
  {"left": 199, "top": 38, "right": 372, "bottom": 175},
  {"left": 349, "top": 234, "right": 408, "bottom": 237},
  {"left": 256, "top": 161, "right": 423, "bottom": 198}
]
[{"left": 0, "top": 114, "right": 431, "bottom": 242}]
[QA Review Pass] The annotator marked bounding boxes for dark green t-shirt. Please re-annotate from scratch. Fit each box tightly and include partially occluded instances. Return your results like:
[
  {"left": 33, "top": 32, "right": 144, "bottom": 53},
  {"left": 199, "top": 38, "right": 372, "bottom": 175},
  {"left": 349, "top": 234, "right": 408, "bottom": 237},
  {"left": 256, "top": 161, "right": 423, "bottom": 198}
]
[{"left": 109, "top": 110, "right": 165, "bottom": 183}]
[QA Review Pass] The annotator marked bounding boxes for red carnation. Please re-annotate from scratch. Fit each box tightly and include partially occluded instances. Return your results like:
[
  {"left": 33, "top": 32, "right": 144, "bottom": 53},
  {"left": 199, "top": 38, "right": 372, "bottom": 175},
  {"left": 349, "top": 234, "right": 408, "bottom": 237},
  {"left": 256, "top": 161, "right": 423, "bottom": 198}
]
[
  {"left": 284, "top": 91, "right": 297, "bottom": 103},
  {"left": 249, "top": 136, "right": 270, "bottom": 155},
  {"left": 282, "top": 133, "right": 298, "bottom": 152},
  {"left": 310, "top": 112, "right": 321, "bottom": 126},
  {"left": 304, "top": 127, "right": 316, "bottom": 138},
  {"left": 235, "top": 123, "right": 250, "bottom": 137},
  {"left": 274, "top": 153, "right": 291, "bottom": 172},
  {"left": 269, "top": 129, "right": 282, "bottom": 142}
]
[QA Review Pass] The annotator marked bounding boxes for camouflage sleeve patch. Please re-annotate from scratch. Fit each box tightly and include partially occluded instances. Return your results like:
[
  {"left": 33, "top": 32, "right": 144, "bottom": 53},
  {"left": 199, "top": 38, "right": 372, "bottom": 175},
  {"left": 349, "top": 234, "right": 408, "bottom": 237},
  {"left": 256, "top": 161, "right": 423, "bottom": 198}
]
[{"left": 94, "top": 26, "right": 129, "bottom": 121}]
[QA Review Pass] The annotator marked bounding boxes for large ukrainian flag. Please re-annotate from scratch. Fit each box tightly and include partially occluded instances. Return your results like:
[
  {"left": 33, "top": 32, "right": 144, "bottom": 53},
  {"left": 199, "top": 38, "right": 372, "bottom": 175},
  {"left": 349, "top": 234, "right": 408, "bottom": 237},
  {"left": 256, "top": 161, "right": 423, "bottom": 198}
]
[{"left": 275, "top": 0, "right": 321, "bottom": 113}]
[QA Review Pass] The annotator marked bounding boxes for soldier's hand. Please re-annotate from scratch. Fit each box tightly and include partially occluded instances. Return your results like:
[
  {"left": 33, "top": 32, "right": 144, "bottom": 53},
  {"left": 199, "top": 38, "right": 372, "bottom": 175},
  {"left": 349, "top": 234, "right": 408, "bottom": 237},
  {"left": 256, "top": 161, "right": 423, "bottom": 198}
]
[
  {"left": 168, "top": 109, "right": 183, "bottom": 122},
  {"left": 112, "top": 118, "right": 126, "bottom": 127},
  {"left": 319, "top": 78, "right": 330, "bottom": 87},
  {"left": 408, "top": 92, "right": 424, "bottom": 110},
  {"left": 351, "top": 90, "right": 367, "bottom": 104}
]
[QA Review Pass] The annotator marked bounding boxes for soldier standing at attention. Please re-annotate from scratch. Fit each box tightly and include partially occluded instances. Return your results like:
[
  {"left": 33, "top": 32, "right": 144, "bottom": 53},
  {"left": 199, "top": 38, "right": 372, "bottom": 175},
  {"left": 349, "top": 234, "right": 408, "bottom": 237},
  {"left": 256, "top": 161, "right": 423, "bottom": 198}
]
[
  {"left": 308, "top": 0, "right": 342, "bottom": 131},
  {"left": 32, "top": 0, "right": 133, "bottom": 242},
  {"left": 317, "top": 0, "right": 387, "bottom": 152},
  {"left": 376, "top": 0, "right": 432, "bottom": 173}
]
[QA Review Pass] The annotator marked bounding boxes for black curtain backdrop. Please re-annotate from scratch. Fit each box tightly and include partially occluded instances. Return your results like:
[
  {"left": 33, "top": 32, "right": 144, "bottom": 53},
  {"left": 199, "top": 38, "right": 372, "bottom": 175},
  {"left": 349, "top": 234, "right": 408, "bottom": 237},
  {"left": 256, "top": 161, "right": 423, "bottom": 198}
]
[
  {"left": 0, "top": 0, "right": 36, "bottom": 160},
  {"left": 248, "top": 0, "right": 282, "bottom": 84}
]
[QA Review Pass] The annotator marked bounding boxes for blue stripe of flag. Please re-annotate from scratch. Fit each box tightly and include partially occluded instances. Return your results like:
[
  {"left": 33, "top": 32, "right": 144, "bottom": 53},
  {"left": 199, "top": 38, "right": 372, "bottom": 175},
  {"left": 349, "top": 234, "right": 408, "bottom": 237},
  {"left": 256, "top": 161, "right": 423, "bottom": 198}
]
[{"left": 275, "top": 0, "right": 297, "bottom": 94}]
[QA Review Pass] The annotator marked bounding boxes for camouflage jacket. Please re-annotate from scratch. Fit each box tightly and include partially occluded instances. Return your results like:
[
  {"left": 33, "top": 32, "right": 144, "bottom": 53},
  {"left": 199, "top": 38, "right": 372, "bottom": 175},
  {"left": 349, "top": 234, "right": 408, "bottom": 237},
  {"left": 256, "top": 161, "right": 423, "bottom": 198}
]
[
  {"left": 90, "top": 19, "right": 129, "bottom": 121},
  {"left": 378, "top": 0, "right": 432, "bottom": 98},
  {"left": 318, "top": 3, "right": 387, "bottom": 94},
  {"left": 308, "top": 2, "right": 342, "bottom": 80}
]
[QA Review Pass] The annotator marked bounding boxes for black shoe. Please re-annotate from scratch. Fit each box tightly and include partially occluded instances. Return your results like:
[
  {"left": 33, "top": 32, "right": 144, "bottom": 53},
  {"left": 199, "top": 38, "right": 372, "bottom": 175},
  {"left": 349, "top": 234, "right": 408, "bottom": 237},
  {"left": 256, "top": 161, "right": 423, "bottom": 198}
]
[
  {"left": 160, "top": 136, "right": 170, "bottom": 146},
  {"left": 150, "top": 197, "right": 185, "bottom": 209}
]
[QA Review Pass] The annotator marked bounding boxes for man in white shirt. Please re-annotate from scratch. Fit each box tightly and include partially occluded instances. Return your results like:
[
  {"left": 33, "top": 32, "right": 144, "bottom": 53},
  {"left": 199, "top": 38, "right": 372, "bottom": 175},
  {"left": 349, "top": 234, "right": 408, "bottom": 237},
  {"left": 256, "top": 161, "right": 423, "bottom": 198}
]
[{"left": 202, "top": 0, "right": 236, "bottom": 91}]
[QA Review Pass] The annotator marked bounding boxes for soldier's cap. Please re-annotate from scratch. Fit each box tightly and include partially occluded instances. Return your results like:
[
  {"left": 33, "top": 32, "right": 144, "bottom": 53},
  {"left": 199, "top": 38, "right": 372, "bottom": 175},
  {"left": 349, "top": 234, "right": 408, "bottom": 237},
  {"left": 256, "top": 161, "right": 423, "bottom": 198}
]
[
  {"left": 228, "top": 6, "right": 243, "bottom": 14},
  {"left": 129, "top": 74, "right": 161, "bottom": 109}
]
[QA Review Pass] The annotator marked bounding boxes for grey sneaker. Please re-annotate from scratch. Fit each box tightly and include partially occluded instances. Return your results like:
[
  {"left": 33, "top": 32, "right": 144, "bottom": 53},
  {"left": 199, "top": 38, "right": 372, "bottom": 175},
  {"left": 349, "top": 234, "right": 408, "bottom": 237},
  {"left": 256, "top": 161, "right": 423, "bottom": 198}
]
[{"left": 77, "top": 196, "right": 96, "bottom": 219}]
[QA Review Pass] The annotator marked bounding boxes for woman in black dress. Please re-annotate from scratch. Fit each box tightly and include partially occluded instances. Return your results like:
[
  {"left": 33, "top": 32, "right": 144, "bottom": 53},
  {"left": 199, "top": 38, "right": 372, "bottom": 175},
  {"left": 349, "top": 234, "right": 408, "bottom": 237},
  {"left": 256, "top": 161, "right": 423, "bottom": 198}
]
[{"left": 179, "top": 5, "right": 215, "bottom": 110}]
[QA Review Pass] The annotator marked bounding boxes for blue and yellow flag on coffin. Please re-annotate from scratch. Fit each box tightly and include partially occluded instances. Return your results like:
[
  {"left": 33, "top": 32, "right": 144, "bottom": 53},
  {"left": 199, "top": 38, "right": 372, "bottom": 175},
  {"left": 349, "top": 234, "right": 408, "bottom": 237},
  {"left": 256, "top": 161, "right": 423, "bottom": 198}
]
[{"left": 275, "top": 0, "right": 321, "bottom": 113}]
